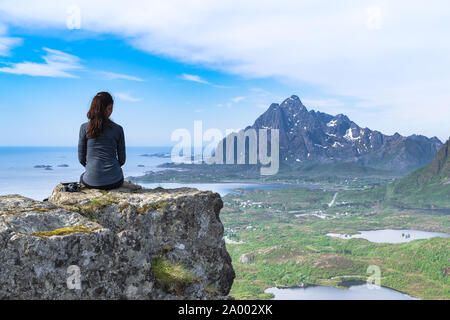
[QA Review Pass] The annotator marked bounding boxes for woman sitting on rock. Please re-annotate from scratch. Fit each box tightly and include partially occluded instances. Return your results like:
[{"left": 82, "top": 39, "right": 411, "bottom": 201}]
[{"left": 78, "top": 91, "right": 126, "bottom": 190}]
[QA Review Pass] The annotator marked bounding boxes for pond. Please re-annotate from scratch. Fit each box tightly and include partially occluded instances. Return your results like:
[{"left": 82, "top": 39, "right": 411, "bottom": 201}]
[
  {"left": 265, "top": 284, "right": 417, "bottom": 300},
  {"left": 326, "top": 229, "right": 449, "bottom": 243}
]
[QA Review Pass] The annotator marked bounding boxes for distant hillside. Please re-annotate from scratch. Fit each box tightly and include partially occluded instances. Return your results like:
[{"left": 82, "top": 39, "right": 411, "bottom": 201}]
[
  {"left": 385, "top": 138, "right": 450, "bottom": 208},
  {"left": 235, "top": 95, "right": 442, "bottom": 172},
  {"left": 289, "top": 161, "right": 390, "bottom": 177}
]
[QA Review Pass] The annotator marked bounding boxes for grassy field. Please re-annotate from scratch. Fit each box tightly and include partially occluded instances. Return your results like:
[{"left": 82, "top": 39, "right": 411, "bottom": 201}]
[{"left": 221, "top": 187, "right": 450, "bottom": 300}]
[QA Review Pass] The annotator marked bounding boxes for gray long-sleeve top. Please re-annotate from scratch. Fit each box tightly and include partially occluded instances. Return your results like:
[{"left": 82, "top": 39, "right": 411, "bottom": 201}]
[{"left": 78, "top": 121, "right": 126, "bottom": 186}]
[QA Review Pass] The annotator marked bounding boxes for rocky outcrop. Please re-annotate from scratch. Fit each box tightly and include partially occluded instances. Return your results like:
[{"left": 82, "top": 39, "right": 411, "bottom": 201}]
[
  {"left": 385, "top": 138, "right": 450, "bottom": 208},
  {"left": 0, "top": 181, "right": 235, "bottom": 299}
]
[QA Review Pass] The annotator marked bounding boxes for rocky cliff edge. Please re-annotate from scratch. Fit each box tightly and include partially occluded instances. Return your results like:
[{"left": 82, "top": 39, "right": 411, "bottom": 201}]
[{"left": 0, "top": 181, "right": 235, "bottom": 299}]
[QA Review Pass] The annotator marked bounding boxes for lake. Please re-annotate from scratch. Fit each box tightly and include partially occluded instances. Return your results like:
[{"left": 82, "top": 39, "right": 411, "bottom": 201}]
[
  {"left": 265, "top": 284, "right": 417, "bottom": 300},
  {"left": 327, "top": 229, "right": 449, "bottom": 243}
]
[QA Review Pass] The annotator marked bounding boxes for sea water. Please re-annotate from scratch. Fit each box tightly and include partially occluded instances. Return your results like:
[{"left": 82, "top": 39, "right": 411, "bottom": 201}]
[{"left": 0, "top": 146, "right": 171, "bottom": 200}]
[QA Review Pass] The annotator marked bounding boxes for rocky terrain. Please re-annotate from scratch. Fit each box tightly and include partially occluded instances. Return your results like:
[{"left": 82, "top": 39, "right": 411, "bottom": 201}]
[
  {"left": 0, "top": 182, "right": 235, "bottom": 299},
  {"left": 385, "top": 138, "right": 450, "bottom": 208},
  {"left": 235, "top": 95, "right": 442, "bottom": 172}
]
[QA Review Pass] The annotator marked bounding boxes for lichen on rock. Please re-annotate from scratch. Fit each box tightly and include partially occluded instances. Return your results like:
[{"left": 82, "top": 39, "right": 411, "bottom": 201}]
[
  {"left": 30, "top": 225, "right": 101, "bottom": 238},
  {"left": 0, "top": 181, "right": 235, "bottom": 300}
]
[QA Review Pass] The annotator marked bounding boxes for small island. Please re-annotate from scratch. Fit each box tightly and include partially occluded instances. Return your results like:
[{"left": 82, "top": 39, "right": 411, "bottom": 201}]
[
  {"left": 140, "top": 153, "right": 171, "bottom": 158},
  {"left": 34, "top": 165, "right": 53, "bottom": 170}
]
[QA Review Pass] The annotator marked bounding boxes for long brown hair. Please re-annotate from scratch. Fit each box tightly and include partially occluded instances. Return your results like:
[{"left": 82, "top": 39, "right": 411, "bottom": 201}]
[{"left": 87, "top": 92, "right": 114, "bottom": 138}]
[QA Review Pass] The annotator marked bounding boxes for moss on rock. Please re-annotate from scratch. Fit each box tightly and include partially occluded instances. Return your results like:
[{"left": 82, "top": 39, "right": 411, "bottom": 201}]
[
  {"left": 119, "top": 203, "right": 131, "bottom": 212},
  {"left": 0, "top": 207, "right": 51, "bottom": 216},
  {"left": 76, "top": 195, "right": 120, "bottom": 221},
  {"left": 31, "top": 225, "right": 100, "bottom": 238},
  {"left": 151, "top": 257, "right": 196, "bottom": 289},
  {"left": 137, "top": 201, "right": 169, "bottom": 214}
]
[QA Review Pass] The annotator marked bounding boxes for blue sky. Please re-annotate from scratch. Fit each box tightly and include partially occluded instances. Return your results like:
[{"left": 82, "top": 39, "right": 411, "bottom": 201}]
[{"left": 0, "top": 1, "right": 449, "bottom": 146}]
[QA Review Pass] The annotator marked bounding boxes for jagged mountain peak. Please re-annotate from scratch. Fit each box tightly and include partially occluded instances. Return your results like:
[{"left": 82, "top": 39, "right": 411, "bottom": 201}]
[
  {"left": 264, "top": 103, "right": 280, "bottom": 115},
  {"left": 408, "top": 134, "right": 443, "bottom": 145},
  {"left": 334, "top": 113, "right": 350, "bottom": 121},
  {"left": 426, "top": 138, "right": 449, "bottom": 179},
  {"left": 283, "top": 94, "right": 302, "bottom": 103},
  {"left": 280, "top": 95, "right": 306, "bottom": 110},
  {"left": 249, "top": 95, "right": 443, "bottom": 172}
]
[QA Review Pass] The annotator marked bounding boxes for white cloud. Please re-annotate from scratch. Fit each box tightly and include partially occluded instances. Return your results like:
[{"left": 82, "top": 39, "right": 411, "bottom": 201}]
[
  {"left": 0, "top": 23, "right": 21, "bottom": 56},
  {"left": 181, "top": 73, "right": 229, "bottom": 88},
  {"left": 365, "top": 5, "right": 382, "bottom": 31},
  {"left": 0, "top": 47, "right": 82, "bottom": 77},
  {"left": 231, "top": 96, "right": 245, "bottom": 103},
  {"left": 0, "top": 36, "right": 21, "bottom": 56},
  {"left": 181, "top": 73, "right": 210, "bottom": 84},
  {"left": 115, "top": 92, "right": 141, "bottom": 102},
  {"left": 1, "top": 1, "right": 450, "bottom": 139},
  {"left": 217, "top": 96, "right": 246, "bottom": 108},
  {"left": 98, "top": 71, "right": 144, "bottom": 81}
]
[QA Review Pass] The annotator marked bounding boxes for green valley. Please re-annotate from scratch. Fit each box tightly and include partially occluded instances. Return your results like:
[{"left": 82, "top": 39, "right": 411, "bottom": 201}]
[
  {"left": 132, "top": 138, "right": 450, "bottom": 300},
  {"left": 221, "top": 187, "right": 450, "bottom": 300}
]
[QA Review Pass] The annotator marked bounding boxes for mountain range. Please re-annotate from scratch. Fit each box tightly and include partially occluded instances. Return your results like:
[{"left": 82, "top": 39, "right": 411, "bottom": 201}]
[{"left": 245, "top": 95, "right": 442, "bottom": 172}]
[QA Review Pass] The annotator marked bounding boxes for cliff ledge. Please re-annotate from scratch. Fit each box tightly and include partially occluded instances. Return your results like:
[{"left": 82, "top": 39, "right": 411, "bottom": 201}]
[{"left": 0, "top": 181, "right": 235, "bottom": 299}]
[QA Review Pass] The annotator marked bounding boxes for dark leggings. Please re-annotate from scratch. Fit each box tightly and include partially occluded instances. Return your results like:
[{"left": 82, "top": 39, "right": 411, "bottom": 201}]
[{"left": 80, "top": 173, "right": 124, "bottom": 190}]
